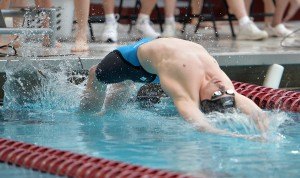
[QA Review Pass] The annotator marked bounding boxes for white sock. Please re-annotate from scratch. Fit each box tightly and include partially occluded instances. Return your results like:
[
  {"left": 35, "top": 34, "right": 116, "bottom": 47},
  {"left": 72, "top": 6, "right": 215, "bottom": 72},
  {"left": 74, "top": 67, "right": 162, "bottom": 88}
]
[
  {"left": 165, "top": 16, "right": 175, "bottom": 24},
  {"left": 105, "top": 14, "right": 116, "bottom": 24},
  {"left": 137, "top": 13, "right": 150, "bottom": 23},
  {"left": 239, "top": 16, "right": 251, "bottom": 26}
]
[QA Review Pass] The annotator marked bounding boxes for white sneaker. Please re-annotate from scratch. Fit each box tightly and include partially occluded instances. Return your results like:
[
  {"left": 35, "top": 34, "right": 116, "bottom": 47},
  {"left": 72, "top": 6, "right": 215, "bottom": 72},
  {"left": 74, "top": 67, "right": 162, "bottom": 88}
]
[
  {"left": 101, "top": 22, "right": 118, "bottom": 43},
  {"left": 265, "top": 24, "right": 293, "bottom": 37},
  {"left": 237, "top": 21, "right": 268, "bottom": 40},
  {"left": 162, "top": 22, "right": 176, "bottom": 37},
  {"left": 135, "top": 18, "right": 160, "bottom": 38}
]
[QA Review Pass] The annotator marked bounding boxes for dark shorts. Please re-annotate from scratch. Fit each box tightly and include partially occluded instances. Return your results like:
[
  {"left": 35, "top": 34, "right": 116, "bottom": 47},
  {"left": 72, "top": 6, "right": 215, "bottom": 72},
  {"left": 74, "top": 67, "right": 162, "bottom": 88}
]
[{"left": 95, "top": 50, "right": 157, "bottom": 84}]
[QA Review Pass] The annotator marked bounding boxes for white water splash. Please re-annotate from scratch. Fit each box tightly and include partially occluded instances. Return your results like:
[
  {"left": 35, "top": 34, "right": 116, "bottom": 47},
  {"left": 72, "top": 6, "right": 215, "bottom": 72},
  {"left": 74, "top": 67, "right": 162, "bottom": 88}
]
[
  {"left": 3, "top": 58, "right": 86, "bottom": 111},
  {"left": 206, "top": 110, "right": 293, "bottom": 142}
]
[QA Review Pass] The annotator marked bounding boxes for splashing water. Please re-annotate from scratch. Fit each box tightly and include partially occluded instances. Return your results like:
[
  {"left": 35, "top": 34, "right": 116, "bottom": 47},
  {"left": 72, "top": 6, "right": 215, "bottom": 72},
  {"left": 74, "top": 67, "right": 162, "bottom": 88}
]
[
  {"left": 207, "top": 111, "right": 260, "bottom": 135},
  {"left": 130, "top": 95, "right": 293, "bottom": 142},
  {"left": 2, "top": 58, "right": 294, "bottom": 142},
  {"left": 206, "top": 110, "right": 292, "bottom": 142},
  {"left": 3, "top": 58, "right": 86, "bottom": 111}
]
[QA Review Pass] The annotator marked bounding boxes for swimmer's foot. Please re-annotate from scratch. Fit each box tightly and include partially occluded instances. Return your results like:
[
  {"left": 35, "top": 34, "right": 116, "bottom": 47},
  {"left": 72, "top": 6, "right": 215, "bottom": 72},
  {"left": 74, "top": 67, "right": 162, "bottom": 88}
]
[{"left": 71, "top": 42, "right": 89, "bottom": 52}]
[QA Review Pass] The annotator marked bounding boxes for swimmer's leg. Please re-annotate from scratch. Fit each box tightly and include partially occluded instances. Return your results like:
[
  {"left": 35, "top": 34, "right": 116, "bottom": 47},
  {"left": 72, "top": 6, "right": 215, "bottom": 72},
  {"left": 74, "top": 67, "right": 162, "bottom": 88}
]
[
  {"left": 80, "top": 65, "right": 107, "bottom": 112},
  {"left": 100, "top": 80, "right": 135, "bottom": 115}
]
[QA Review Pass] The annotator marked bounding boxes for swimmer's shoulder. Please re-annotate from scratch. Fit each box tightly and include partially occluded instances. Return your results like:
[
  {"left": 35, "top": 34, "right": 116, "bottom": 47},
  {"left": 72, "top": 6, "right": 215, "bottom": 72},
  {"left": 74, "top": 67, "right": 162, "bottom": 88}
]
[
  {"left": 144, "top": 37, "right": 181, "bottom": 47},
  {"left": 140, "top": 38, "right": 197, "bottom": 53},
  {"left": 154, "top": 37, "right": 203, "bottom": 48}
]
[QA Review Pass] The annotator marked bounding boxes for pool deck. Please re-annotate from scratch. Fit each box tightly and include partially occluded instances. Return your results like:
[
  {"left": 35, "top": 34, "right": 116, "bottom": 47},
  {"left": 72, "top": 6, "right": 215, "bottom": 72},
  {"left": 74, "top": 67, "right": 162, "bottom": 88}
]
[{"left": 1, "top": 22, "right": 300, "bottom": 69}]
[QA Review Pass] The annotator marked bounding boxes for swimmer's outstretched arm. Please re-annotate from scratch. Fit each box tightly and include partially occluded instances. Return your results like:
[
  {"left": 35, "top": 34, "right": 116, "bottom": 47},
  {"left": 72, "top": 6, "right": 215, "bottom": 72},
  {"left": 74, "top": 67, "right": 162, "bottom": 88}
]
[
  {"left": 159, "top": 76, "right": 256, "bottom": 140},
  {"left": 235, "top": 93, "right": 269, "bottom": 133},
  {"left": 174, "top": 98, "right": 255, "bottom": 139}
]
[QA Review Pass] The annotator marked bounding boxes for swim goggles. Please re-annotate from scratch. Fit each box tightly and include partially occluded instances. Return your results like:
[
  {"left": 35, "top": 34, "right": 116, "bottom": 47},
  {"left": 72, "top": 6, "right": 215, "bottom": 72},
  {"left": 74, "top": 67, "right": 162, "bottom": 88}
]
[
  {"left": 211, "top": 89, "right": 235, "bottom": 100},
  {"left": 200, "top": 89, "right": 235, "bottom": 113}
]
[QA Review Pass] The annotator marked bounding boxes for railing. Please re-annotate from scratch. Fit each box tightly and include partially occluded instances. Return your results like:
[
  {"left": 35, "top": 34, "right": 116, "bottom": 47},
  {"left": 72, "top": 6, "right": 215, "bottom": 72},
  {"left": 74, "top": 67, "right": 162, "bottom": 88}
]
[{"left": 0, "top": 8, "right": 57, "bottom": 47}]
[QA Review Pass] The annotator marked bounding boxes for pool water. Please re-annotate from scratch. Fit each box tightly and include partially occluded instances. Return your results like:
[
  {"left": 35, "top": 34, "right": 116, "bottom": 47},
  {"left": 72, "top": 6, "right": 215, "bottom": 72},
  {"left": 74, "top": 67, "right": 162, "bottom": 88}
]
[
  {"left": 1, "top": 60, "right": 300, "bottom": 178},
  {"left": 0, "top": 106, "right": 299, "bottom": 178},
  {"left": 0, "top": 164, "right": 58, "bottom": 178}
]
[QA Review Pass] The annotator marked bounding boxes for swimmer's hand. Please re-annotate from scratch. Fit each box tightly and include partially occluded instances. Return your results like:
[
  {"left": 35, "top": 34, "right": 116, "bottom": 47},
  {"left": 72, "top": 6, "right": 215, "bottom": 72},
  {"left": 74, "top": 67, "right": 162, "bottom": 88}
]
[
  {"left": 205, "top": 128, "right": 267, "bottom": 142},
  {"left": 252, "top": 112, "right": 269, "bottom": 134},
  {"left": 235, "top": 93, "right": 269, "bottom": 133},
  {"left": 192, "top": 118, "right": 267, "bottom": 142},
  {"left": 230, "top": 133, "right": 267, "bottom": 142}
]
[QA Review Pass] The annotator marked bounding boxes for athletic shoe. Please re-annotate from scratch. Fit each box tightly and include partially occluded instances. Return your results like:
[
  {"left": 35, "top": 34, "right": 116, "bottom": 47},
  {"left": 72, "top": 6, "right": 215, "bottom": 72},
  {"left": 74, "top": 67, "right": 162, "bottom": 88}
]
[
  {"left": 237, "top": 21, "right": 268, "bottom": 40},
  {"left": 265, "top": 24, "right": 293, "bottom": 37},
  {"left": 135, "top": 18, "right": 160, "bottom": 38},
  {"left": 101, "top": 22, "right": 118, "bottom": 43},
  {"left": 162, "top": 22, "right": 176, "bottom": 37}
]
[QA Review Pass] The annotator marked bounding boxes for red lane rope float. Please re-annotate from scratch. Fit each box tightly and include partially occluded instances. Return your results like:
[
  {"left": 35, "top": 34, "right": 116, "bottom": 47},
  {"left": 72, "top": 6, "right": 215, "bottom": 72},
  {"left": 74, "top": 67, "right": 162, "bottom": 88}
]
[
  {"left": 233, "top": 81, "right": 300, "bottom": 98},
  {"left": 0, "top": 138, "right": 192, "bottom": 178},
  {"left": 232, "top": 81, "right": 300, "bottom": 112}
]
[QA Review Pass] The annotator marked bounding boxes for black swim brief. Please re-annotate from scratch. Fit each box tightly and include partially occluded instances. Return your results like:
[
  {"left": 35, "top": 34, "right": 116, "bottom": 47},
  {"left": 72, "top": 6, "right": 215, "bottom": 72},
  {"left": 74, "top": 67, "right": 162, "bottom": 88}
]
[{"left": 95, "top": 50, "right": 157, "bottom": 84}]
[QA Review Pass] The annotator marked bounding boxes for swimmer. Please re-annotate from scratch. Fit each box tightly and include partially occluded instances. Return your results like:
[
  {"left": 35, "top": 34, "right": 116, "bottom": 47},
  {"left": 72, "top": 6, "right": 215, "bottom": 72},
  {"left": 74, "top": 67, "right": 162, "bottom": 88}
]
[{"left": 80, "top": 37, "right": 269, "bottom": 140}]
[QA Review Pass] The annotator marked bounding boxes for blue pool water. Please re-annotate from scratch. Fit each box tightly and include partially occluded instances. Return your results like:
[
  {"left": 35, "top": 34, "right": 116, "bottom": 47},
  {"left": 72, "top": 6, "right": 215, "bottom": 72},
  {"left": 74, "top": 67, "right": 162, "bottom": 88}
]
[
  {"left": 0, "top": 60, "right": 300, "bottom": 178},
  {"left": 0, "top": 164, "right": 58, "bottom": 178},
  {"left": 0, "top": 107, "right": 299, "bottom": 178}
]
